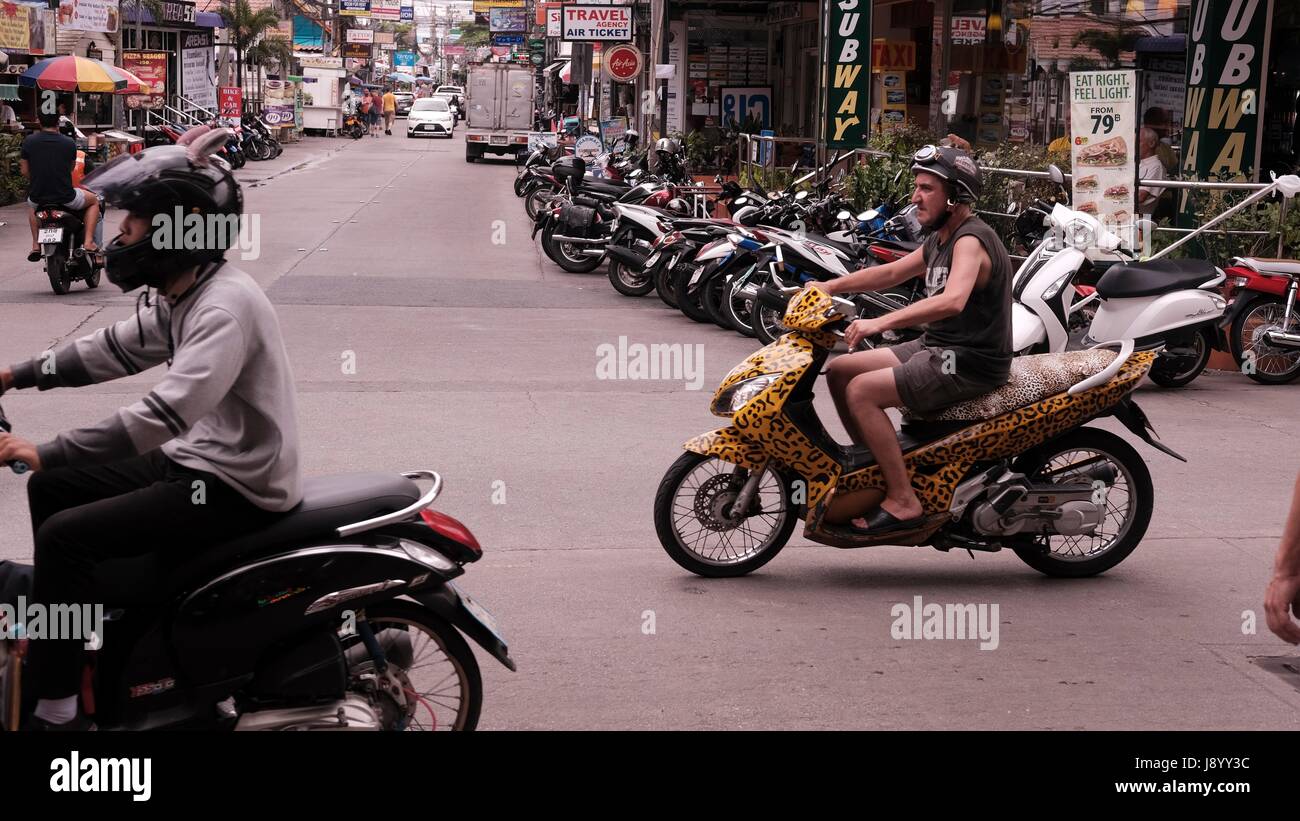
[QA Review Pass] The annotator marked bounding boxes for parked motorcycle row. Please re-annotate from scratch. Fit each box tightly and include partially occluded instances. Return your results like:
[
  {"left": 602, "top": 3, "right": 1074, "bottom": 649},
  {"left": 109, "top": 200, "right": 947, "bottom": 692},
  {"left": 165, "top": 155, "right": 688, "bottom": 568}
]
[
  {"left": 144, "top": 113, "right": 284, "bottom": 169},
  {"left": 519, "top": 150, "right": 1300, "bottom": 387}
]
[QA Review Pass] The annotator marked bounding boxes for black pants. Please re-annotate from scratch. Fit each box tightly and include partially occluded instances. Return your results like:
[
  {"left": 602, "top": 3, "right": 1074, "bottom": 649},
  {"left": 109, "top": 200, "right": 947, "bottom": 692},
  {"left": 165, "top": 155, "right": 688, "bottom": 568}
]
[{"left": 27, "top": 450, "right": 279, "bottom": 699}]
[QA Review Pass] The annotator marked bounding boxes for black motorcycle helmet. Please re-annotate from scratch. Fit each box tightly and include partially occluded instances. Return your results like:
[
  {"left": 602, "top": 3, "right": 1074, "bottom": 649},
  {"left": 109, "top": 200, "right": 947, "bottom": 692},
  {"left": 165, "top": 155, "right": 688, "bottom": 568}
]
[
  {"left": 81, "top": 129, "right": 242, "bottom": 293},
  {"left": 910, "top": 144, "right": 982, "bottom": 204}
]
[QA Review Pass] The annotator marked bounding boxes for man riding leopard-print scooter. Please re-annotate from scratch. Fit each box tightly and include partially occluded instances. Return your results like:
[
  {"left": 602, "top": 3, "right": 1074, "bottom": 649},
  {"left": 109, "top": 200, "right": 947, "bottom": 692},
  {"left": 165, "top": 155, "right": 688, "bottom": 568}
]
[{"left": 814, "top": 144, "right": 1013, "bottom": 536}]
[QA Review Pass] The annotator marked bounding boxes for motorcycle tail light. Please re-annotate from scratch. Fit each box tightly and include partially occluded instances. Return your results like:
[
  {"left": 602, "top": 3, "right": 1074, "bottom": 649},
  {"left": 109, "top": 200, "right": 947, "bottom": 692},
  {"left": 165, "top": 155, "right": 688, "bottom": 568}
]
[{"left": 420, "top": 509, "right": 482, "bottom": 556}]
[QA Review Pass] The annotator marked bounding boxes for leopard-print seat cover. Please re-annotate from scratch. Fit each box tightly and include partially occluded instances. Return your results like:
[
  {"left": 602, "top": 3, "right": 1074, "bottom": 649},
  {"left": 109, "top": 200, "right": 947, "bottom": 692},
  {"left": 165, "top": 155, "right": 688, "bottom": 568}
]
[{"left": 903, "top": 349, "right": 1119, "bottom": 422}]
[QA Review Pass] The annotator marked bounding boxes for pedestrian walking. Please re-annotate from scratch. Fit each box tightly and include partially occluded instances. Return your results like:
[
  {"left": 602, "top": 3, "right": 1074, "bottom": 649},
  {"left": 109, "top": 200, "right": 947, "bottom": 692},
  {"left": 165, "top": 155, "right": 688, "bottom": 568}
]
[{"left": 383, "top": 87, "right": 397, "bottom": 136}]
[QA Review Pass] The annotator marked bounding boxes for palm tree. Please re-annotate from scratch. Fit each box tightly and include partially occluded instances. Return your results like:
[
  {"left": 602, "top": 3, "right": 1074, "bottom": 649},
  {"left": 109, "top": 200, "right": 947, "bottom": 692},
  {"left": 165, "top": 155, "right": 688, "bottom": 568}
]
[
  {"left": 219, "top": 0, "right": 282, "bottom": 89},
  {"left": 1072, "top": 27, "right": 1147, "bottom": 68},
  {"left": 246, "top": 37, "right": 294, "bottom": 107}
]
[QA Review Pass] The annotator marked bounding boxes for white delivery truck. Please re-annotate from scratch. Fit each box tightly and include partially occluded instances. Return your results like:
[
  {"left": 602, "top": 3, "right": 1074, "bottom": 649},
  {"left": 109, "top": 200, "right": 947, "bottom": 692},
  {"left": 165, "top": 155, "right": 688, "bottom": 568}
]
[{"left": 464, "top": 62, "right": 534, "bottom": 163}]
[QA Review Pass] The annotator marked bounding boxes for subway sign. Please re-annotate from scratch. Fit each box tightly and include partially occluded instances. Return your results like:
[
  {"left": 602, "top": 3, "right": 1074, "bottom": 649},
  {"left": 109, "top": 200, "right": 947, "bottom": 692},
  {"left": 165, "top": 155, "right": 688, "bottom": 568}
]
[{"left": 824, "top": 0, "right": 872, "bottom": 147}]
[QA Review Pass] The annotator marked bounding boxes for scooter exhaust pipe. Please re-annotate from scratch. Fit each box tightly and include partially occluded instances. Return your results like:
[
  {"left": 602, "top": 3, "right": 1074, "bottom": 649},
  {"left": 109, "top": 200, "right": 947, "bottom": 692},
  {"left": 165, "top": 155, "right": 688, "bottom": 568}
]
[
  {"left": 605, "top": 245, "right": 650, "bottom": 269},
  {"left": 1263, "top": 329, "right": 1300, "bottom": 349},
  {"left": 550, "top": 235, "right": 609, "bottom": 245}
]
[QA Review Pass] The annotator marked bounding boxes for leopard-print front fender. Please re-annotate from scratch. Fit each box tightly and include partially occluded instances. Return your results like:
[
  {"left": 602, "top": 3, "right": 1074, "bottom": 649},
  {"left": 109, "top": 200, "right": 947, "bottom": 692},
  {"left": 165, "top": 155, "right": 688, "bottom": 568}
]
[{"left": 683, "top": 427, "right": 768, "bottom": 471}]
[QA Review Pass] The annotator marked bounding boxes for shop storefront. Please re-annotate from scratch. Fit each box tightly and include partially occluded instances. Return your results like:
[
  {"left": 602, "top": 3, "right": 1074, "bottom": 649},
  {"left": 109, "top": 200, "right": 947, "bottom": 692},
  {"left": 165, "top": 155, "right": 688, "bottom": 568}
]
[
  {"left": 917, "top": 0, "right": 1295, "bottom": 182},
  {"left": 121, "top": 0, "right": 224, "bottom": 119}
]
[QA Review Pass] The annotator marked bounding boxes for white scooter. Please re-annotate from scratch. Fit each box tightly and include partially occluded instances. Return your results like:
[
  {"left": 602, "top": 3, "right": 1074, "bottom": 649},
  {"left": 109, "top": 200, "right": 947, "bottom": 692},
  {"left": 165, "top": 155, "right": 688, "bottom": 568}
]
[{"left": 1007, "top": 166, "right": 1300, "bottom": 387}]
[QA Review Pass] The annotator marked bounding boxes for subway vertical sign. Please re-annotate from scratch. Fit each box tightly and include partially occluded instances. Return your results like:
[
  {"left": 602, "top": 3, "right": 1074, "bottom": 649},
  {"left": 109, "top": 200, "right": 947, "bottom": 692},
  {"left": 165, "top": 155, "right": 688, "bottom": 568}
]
[{"left": 824, "top": 0, "right": 872, "bottom": 148}]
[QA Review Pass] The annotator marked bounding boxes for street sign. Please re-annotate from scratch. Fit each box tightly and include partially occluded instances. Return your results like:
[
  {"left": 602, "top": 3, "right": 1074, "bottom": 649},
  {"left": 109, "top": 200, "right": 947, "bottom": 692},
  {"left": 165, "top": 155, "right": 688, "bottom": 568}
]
[
  {"left": 603, "top": 43, "right": 641, "bottom": 82},
  {"left": 562, "top": 5, "right": 632, "bottom": 41}
]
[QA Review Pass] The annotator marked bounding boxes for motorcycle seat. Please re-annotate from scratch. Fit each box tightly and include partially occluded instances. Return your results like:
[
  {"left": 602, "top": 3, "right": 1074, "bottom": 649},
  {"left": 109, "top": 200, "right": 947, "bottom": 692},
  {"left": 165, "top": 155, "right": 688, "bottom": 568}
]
[
  {"left": 901, "top": 349, "right": 1119, "bottom": 423},
  {"left": 1095, "top": 258, "right": 1220, "bottom": 298},
  {"left": 1236, "top": 257, "right": 1300, "bottom": 278},
  {"left": 94, "top": 473, "right": 422, "bottom": 604},
  {"left": 582, "top": 180, "right": 631, "bottom": 197}
]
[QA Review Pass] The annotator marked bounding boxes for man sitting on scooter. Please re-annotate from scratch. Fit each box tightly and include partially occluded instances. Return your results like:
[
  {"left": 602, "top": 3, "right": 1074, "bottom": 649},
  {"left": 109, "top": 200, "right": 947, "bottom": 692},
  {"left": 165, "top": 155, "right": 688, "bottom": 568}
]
[
  {"left": 21, "top": 111, "right": 102, "bottom": 263},
  {"left": 815, "top": 145, "right": 1013, "bottom": 535},
  {"left": 0, "top": 133, "right": 302, "bottom": 730}
]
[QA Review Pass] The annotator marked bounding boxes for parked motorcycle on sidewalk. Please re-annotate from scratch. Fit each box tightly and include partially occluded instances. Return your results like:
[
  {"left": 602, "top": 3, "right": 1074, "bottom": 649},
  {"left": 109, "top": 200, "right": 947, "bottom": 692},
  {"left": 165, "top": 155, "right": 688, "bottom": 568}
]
[
  {"left": 0, "top": 402, "right": 513, "bottom": 732},
  {"left": 1218, "top": 256, "right": 1300, "bottom": 384}
]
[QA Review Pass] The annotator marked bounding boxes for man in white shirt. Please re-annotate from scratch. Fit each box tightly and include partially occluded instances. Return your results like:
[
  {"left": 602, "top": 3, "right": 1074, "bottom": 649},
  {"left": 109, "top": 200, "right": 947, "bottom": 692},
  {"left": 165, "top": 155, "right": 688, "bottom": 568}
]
[{"left": 1137, "top": 127, "right": 1166, "bottom": 216}]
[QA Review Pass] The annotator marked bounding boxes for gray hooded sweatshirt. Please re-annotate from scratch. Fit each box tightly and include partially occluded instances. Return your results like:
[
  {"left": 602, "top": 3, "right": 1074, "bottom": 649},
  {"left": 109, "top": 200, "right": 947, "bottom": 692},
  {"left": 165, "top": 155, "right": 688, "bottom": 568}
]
[{"left": 8, "top": 263, "right": 301, "bottom": 512}]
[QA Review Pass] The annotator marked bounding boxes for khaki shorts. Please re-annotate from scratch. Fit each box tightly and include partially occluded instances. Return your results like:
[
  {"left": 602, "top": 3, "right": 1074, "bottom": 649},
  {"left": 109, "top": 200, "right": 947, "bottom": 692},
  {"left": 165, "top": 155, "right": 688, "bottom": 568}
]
[{"left": 889, "top": 338, "right": 1005, "bottom": 416}]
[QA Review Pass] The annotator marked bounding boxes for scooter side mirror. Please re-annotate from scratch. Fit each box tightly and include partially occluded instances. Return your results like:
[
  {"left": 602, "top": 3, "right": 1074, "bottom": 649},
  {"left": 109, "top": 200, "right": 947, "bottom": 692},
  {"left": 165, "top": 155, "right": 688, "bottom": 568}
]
[
  {"left": 734, "top": 196, "right": 748, "bottom": 206},
  {"left": 858, "top": 209, "right": 878, "bottom": 221},
  {"left": 836, "top": 210, "right": 852, "bottom": 221},
  {"left": 1047, "top": 164, "right": 1065, "bottom": 186},
  {"left": 795, "top": 190, "right": 808, "bottom": 201}
]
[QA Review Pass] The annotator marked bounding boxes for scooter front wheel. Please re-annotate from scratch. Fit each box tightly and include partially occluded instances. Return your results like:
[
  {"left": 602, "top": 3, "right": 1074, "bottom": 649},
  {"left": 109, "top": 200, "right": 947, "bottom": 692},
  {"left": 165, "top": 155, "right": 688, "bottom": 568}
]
[
  {"left": 1147, "top": 327, "right": 1213, "bottom": 388},
  {"left": 653, "top": 451, "right": 799, "bottom": 578}
]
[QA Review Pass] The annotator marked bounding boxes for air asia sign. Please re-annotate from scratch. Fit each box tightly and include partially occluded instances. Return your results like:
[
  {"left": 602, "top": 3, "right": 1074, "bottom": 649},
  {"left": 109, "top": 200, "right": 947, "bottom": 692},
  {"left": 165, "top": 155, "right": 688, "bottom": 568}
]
[
  {"left": 1181, "top": 0, "right": 1273, "bottom": 191},
  {"left": 603, "top": 44, "right": 641, "bottom": 82},
  {"left": 562, "top": 5, "right": 632, "bottom": 42},
  {"left": 824, "top": 0, "right": 871, "bottom": 147}
]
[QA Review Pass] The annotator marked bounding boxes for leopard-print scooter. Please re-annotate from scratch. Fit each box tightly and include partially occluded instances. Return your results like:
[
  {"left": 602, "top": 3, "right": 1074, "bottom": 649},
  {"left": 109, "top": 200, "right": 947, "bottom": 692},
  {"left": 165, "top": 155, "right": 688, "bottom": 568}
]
[{"left": 654, "top": 286, "right": 1183, "bottom": 578}]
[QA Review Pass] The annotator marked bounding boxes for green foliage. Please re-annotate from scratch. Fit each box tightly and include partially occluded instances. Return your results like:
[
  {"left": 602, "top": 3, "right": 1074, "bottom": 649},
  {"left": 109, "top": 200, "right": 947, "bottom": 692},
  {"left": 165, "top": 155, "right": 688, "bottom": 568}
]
[
  {"left": 1161, "top": 186, "right": 1300, "bottom": 261},
  {"left": 219, "top": 0, "right": 281, "bottom": 86},
  {"left": 0, "top": 133, "right": 28, "bottom": 205}
]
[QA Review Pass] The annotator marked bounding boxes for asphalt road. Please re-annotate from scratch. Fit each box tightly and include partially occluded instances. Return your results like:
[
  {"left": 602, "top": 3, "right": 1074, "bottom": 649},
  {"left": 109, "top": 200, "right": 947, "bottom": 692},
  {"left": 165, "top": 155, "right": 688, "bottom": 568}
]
[{"left": 1, "top": 128, "right": 1298, "bottom": 729}]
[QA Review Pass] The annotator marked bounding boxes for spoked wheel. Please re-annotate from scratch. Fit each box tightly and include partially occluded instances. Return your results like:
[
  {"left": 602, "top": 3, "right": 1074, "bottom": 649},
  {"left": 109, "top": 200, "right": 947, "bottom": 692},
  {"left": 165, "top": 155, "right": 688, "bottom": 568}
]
[
  {"left": 724, "top": 275, "right": 757, "bottom": 337},
  {"left": 1010, "top": 428, "right": 1153, "bottom": 578},
  {"left": 752, "top": 304, "right": 790, "bottom": 345},
  {"left": 653, "top": 452, "right": 799, "bottom": 577},
  {"left": 608, "top": 256, "right": 655, "bottom": 296},
  {"left": 1230, "top": 295, "right": 1300, "bottom": 384},
  {"left": 345, "top": 602, "right": 482, "bottom": 731}
]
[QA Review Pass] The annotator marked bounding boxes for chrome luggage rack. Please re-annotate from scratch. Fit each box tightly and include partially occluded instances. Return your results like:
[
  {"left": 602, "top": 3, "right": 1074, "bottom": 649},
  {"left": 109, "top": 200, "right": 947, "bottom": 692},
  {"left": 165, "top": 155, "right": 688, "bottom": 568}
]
[{"left": 336, "top": 470, "right": 443, "bottom": 539}]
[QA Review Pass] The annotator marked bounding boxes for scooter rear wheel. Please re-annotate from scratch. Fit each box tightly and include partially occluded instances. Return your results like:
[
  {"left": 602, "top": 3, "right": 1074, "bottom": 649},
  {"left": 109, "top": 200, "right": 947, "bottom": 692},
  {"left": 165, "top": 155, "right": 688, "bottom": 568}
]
[
  {"left": 654, "top": 452, "right": 799, "bottom": 578},
  {"left": 345, "top": 601, "right": 482, "bottom": 731},
  {"left": 45, "top": 251, "right": 71, "bottom": 295},
  {"left": 1010, "top": 428, "right": 1153, "bottom": 578},
  {"left": 1147, "top": 327, "right": 1213, "bottom": 388}
]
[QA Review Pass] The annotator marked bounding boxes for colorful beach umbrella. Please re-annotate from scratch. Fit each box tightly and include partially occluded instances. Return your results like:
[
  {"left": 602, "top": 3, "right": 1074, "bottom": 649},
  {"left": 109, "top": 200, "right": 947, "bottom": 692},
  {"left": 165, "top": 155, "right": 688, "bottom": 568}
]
[{"left": 19, "top": 56, "right": 147, "bottom": 94}]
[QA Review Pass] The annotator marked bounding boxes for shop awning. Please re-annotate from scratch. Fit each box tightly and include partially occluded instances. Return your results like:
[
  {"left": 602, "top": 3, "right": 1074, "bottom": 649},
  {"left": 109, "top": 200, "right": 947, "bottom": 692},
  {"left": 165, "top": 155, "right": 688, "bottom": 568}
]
[
  {"left": 1133, "top": 35, "right": 1186, "bottom": 53},
  {"left": 0, "top": 84, "right": 20, "bottom": 102},
  {"left": 544, "top": 60, "right": 568, "bottom": 75}
]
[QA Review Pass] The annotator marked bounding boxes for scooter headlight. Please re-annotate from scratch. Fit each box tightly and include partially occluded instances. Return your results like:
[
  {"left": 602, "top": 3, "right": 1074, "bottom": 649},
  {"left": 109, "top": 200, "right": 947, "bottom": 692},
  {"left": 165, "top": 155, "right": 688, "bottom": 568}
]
[
  {"left": 1066, "top": 219, "right": 1095, "bottom": 250},
  {"left": 711, "top": 374, "right": 782, "bottom": 416},
  {"left": 1041, "top": 269, "right": 1077, "bottom": 301}
]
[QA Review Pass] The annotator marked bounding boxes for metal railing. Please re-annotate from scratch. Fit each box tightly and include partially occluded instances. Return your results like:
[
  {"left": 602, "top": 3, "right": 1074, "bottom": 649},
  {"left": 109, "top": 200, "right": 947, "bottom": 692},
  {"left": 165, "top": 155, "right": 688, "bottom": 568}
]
[{"left": 734, "top": 135, "right": 1293, "bottom": 257}]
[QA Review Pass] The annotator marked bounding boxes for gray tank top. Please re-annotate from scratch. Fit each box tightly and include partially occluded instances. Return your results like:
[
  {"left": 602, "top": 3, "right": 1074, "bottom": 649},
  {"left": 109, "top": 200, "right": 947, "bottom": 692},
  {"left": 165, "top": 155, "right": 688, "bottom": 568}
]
[{"left": 920, "top": 215, "right": 1013, "bottom": 384}]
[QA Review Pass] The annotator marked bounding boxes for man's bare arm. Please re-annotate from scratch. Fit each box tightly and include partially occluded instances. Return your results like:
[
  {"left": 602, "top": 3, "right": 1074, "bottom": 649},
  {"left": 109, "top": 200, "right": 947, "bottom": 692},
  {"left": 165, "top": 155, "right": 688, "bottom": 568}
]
[
  {"left": 19, "top": 158, "right": 28, "bottom": 180},
  {"left": 821, "top": 247, "right": 926, "bottom": 296},
  {"left": 1266, "top": 471, "right": 1300, "bottom": 643},
  {"left": 866, "top": 236, "right": 986, "bottom": 332}
]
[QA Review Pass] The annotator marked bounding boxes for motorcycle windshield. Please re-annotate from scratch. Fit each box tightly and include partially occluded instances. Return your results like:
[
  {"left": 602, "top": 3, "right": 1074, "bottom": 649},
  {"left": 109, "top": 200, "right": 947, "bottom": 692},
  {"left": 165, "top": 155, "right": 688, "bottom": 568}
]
[{"left": 81, "top": 145, "right": 190, "bottom": 204}]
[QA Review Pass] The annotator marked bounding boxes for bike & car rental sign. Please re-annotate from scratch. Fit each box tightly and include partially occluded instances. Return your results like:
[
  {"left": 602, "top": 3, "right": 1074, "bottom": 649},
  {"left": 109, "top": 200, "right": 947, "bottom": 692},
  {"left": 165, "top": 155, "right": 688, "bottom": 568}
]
[{"left": 562, "top": 5, "right": 632, "bottom": 41}]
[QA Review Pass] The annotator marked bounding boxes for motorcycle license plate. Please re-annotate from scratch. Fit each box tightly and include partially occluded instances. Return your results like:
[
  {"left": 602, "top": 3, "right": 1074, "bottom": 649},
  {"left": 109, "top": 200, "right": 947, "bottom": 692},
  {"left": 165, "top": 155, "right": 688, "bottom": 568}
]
[
  {"left": 490, "top": 135, "right": 508, "bottom": 145},
  {"left": 38, "top": 228, "right": 63, "bottom": 244},
  {"left": 448, "top": 582, "right": 508, "bottom": 649},
  {"left": 688, "top": 265, "right": 705, "bottom": 287},
  {"left": 644, "top": 251, "right": 661, "bottom": 268}
]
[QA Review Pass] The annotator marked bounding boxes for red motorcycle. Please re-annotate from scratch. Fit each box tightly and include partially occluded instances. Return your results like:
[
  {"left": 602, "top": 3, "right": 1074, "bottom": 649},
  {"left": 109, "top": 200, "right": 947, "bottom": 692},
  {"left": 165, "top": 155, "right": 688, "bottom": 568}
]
[{"left": 1217, "top": 256, "right": 1300, "bottom": 384}]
